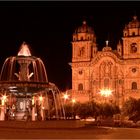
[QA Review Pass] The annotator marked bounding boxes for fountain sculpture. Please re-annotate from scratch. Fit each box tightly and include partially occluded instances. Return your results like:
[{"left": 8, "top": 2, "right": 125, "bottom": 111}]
[{"left": 0, "top": 42, "right": 65, "bottom": 121}]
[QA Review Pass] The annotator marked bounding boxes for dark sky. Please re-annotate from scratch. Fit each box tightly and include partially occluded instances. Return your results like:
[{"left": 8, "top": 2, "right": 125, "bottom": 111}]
[{"left": 0, "top": 1, "right": 139, "bottom": 91}]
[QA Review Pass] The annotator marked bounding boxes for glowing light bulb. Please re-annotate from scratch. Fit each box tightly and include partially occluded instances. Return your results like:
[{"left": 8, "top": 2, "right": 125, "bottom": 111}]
[
  {"left": 72, "top": 99, "right": 76, "bottom": 103},
  {"left": 63, "top": 93, "right": 69, "bottom": 100},
  {"left": 39, "top": 96, "right": 43, "bottom": 102}
]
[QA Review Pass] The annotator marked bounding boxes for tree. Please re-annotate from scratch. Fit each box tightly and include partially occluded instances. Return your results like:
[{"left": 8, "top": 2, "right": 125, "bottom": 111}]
[
  {"left": 98, "top": 103, "right": 120, "bottom": 119},
  {"left": 122, "top": 97, "right": 140, "bottom": 123},
  {"left": 113, "top": 104, "right": 120, "bottom": 115},
  {"left": 72, "top": 102, "right": 81, "bottom": 119},
  {"left": 90, "top": 101, "right": 101, "bottom": 120},
  {"left": 64, "top": 103, "right": 73, "bottom": 119},
  {"left": 77, "top": 102, "right": 93, "bottom": 119}
]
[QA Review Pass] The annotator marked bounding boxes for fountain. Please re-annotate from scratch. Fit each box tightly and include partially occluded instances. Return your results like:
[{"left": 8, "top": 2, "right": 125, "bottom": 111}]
[{"left": 0, "top": 42, "right": 65, "bottom": 121}]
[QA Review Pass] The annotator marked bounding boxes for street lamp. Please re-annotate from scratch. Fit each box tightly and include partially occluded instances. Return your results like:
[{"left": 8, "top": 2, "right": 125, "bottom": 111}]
[
  {"left": 63, "top": 92, "right": 70, "bottom": 103},
  {"left": 100, "top": 89, "right": 112, "bottom": 97},
  {"left": 63, "top": 94, "right": 69, "bottom": 100},
  {"left": 99, "top": 89, "right": 113, "bottom": 103},
  {"left": 39, "top": 96, "right": 43, "bottom": 102},
  {"left": 1, "top": 95, "right": 7, "bottom": 106},
  {"left": 72, "top": 98, "right": 76, "bottom": 104}
]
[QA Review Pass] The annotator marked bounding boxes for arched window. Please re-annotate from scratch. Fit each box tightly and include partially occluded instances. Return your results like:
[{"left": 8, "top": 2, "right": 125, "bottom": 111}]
[
  {"left": 78, "top": 47, "right": 85, "bottom": 57},
  {"left": 73, "top": 37, "right": 76, "bottom": 41},
  {"left": 132, "top": 32, "right": 135, "bottom": 36},
  {"left": 130, "top": 43, "right": 137, "bottom": 53},
  {"left": 104, "top": 78, "right": 109, "bottom": 88},
  {"left": 78, "top": 83, "right": 83, "bottom": 91},
  {"left": 132, "top": 82, "right": 137, "bottom": 90}
]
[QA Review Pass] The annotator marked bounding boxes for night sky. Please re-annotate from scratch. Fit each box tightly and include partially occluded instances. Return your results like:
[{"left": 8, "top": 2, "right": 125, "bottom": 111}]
[{"left": 0, "top": 1, "right": 139, "bottom": 91}]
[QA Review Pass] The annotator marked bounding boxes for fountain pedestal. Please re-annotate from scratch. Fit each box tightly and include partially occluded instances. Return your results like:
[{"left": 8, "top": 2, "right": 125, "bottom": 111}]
[
  {"left": 32, "top": 107, "right": 36, "bottom": 121},
  {"left": 0, "top": 106, "right": 5, "bottom": 121},
  {"left": 41, "top": 107, "right": 45, "bottom": 121}
]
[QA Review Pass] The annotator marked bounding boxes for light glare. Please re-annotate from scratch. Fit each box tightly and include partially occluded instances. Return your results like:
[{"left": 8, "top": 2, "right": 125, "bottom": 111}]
[
  {"left": 100, "top": 89, "right": 112, "bottom": 97},
  {"left": 39, "top": 96, "right": 43, "bottom": 101},
  {"left": 72, "top": 98, "right": 76, "bottom": 103},
  {"left": 63, "top": 93, "right": 69, "bottom": 100}
]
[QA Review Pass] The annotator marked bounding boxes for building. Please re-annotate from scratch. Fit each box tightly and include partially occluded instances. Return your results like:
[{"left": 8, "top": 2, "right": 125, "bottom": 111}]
[{"left": 71, "top": 16, "right": 140, "bottom": 106}]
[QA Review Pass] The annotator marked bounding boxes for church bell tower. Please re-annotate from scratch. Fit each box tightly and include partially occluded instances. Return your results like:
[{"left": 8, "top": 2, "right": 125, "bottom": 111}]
[
  {"left": 72, "top": 21, "right": 97, "bottom": 62},
  {"left": 123, "top": 16, "right": 140, "bottom": 59},
  {"left": 71, "top": 21, "right": 97, "bottom": 102}
]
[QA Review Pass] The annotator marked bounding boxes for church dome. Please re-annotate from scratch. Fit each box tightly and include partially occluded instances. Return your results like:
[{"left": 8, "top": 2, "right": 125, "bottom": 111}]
[
  {"left": 125, "top": 16, "right": 140, "bottom": 29},
  {"left": 123, "top": 16, "right": 140, "bottom": 37},
  {"left": 74, "top": 21, "right": 94, "bottom": 34},
  {"left": 102, "top": 41, "right": 112, "bottom": 52}
]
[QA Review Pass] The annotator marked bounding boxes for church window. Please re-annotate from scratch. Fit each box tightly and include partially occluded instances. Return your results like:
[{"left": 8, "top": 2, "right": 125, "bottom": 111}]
[
  {"left": 130, "top": 43, "right": 137, "bottom": 53},
  {"left": 78, "top": 83, "right": 83, "bottom": 91},
  {"left": 93, "top": 80, "right": 96, "bottom": 85},
  {"left": 104, "top": 78, "right": 109, "bottom": 88},
  {"left": 78, "top": 47, "right": 85, "bottom": 57},
  {"left": 132, "top": 82, "right": 137, "bottom": 90},
  {"left": 119, "top": 79, "right": 122, "bottom": 85},
  {"left": 79, "top": 70, "right": 83, "bottom": 75},
  {"left": 132, "top": 32, "right": 135, "bottom": 36},
  {"left": 132, "top": 68, "right": 136, "bottom": 73}
]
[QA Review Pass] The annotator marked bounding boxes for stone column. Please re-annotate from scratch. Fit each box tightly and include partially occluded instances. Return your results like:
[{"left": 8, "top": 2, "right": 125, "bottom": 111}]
[
  {"left": 0, "top": 106, "right": 5, "bottom": 121},
  {"left": 40, "top": 104, "right": 44, "bottom": 121},
  {"left": 39, "top": 96, "right": 44, "bottom": 121},
  {"left": 32, "top": 97, "right": 36, "bottom": 121},
  {"left": 0, "top": 98, "right": 6, "bottom": 121},
  {"left": 32, "top": 107, "right": 36, "bottom": 121}
]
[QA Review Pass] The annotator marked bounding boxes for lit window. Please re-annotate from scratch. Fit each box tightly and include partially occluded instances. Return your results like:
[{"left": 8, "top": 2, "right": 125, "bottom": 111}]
[
  {"left": 78, "top": 83, "right": 83, "bottom": 91},
  {"left": 132, "top": 82, "right": 137, "bottom": 90}
]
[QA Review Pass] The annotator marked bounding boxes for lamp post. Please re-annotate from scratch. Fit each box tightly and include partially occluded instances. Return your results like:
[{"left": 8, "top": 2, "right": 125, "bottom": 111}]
[{"left": 71, "top": 98, "right": 76, "bottom": 119}]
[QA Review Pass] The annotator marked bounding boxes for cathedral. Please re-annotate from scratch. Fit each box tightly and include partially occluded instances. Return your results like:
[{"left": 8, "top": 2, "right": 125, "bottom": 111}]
[{"left": 71, "top": 16, "right": 140, "bottom": 107}]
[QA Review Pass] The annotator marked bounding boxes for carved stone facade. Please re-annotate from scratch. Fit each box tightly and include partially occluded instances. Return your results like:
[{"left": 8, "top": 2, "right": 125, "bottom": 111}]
[{"left": 71, "top": 16, "right": 140, "bottom": 106}]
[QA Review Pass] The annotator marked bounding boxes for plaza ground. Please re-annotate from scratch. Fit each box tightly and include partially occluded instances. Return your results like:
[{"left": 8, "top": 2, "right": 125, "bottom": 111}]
[{"left": 0, "top": 125, "right": 140, "bottom": 139}]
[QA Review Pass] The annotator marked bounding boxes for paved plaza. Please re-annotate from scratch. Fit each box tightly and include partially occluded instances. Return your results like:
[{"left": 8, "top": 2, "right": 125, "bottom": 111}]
[{"left": 0, "top": 126, "right": 140, "bottom": 139}]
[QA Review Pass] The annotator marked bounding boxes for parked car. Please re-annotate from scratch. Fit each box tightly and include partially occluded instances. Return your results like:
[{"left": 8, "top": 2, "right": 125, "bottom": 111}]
[{"left": 80, "top": 117, "right": 95, "bottom": 122}]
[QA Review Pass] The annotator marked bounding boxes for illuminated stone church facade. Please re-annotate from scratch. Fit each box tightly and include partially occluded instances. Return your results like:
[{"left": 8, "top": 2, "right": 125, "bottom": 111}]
[{"left": 71, "top": 16, "right": 140, "bottom": 106}]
